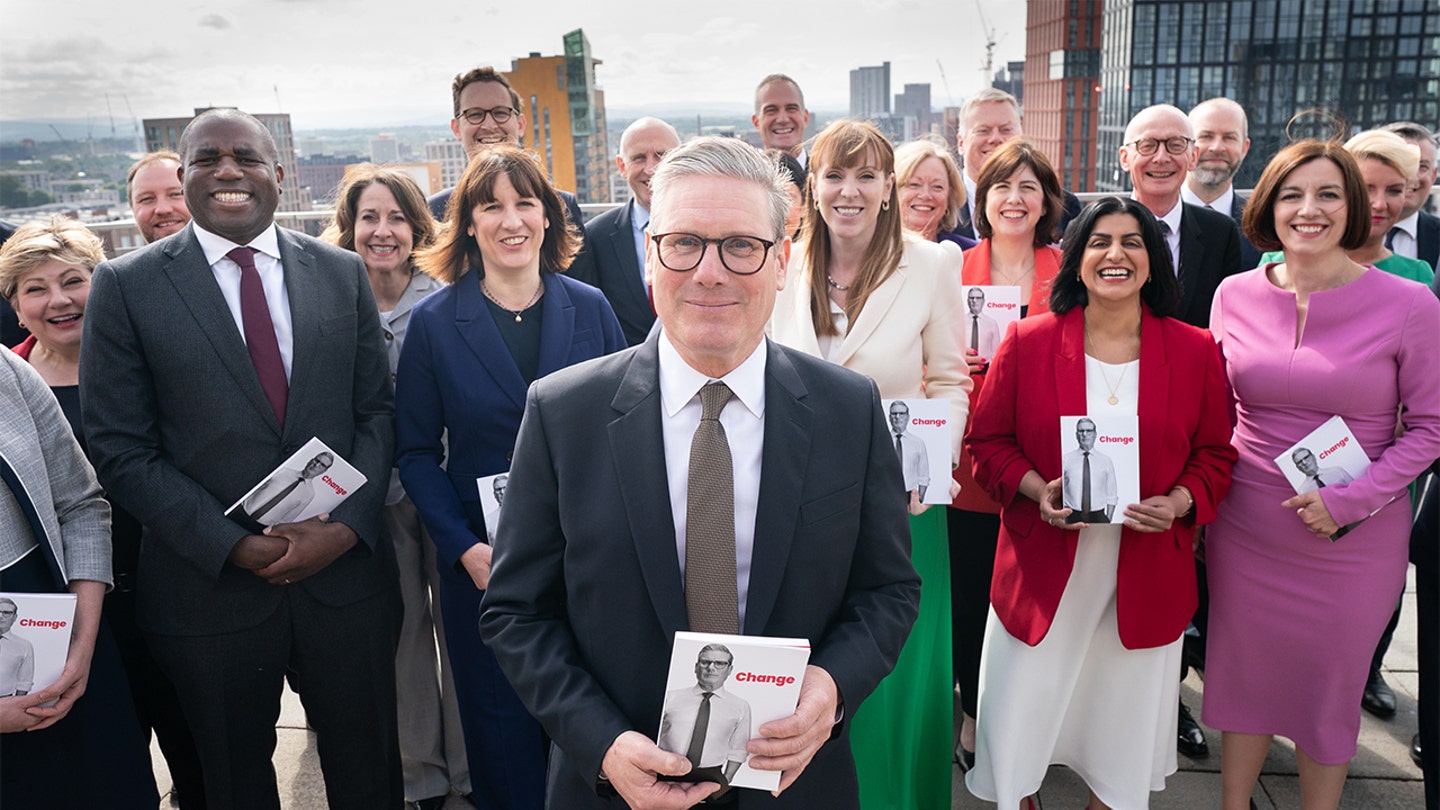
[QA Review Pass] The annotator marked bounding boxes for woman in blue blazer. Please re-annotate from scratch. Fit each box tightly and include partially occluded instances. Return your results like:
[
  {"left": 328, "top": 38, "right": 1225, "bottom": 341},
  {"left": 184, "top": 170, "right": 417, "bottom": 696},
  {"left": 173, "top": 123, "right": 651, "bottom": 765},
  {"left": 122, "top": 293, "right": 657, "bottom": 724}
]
[{"left": 397, "top": 146, "right": 625, "bottom": 810}]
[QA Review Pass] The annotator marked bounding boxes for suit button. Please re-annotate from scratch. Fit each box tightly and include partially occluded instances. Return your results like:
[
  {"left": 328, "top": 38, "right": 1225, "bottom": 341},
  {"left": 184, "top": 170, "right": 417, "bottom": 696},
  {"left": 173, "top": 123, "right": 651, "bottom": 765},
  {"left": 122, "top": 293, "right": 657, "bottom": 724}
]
[
  {"left": 383, "top": 330, "right": 394, "bottom": 341},
  {"left": 506, "top": 450, "right": 514, "bottom": 462}
]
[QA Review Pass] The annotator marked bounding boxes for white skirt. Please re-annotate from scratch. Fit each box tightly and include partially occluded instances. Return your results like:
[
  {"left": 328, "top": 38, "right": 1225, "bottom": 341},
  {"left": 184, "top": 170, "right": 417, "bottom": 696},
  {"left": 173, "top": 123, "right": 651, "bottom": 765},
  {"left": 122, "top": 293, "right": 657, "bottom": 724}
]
[{"left": 964, "top": 525, "right": 1181, "bottom": 810}]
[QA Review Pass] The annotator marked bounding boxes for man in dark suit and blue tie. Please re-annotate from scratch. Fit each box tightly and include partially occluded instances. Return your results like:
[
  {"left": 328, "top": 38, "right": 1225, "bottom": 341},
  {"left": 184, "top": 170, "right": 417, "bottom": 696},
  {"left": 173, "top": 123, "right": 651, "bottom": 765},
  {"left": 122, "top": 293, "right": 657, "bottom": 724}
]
[
  {"left": 569, "top": 117, "right": 681, "bottom": 345},
  {"left": 1184, "top": 98, "right": 1261, "bottom": 273},
  {"left": 1382, "top": 121, "right": 1440, "bottom": 273},
  {"left": 480, "top": 136, "right": 920, "bottom": 809},
  {"left": 80, "top": 108, "right": 401, "bottom": 809}
]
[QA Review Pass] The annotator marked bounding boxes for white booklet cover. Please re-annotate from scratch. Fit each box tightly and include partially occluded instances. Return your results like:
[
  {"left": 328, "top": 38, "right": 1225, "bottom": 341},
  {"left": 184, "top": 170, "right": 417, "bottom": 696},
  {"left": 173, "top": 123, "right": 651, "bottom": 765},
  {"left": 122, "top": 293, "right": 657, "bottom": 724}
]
[
  {"left": 1275, "top": 415, "right": 1380, "bottom": 540},
  {"left": 0, "top": 592, "right": 77, "bottom": 702},
  {"left": 225, "top": 437, "right": 367, "bottom": 528},
  {"left": 656, "top": 631, "right": 811, "bottom": 791},
  {"left": 960, "top": 284, "right": 1023, "bottom": 361},
  {"left": 882, "top": 398, "right": 953, "bottom": 505},
  {"left": 476, "top": 471, "right": 510, "bottom": 542},
  {"left": 1059, "top": 414, "right": 1141, "bottom": 524}
]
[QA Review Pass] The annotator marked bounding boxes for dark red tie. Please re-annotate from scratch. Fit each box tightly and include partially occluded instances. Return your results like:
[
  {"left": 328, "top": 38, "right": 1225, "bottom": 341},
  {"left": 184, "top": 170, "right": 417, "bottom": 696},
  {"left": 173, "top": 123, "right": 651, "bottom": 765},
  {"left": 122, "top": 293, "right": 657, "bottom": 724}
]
[{"left": 228, "top": 247, "right": 288, "bottom": 426}]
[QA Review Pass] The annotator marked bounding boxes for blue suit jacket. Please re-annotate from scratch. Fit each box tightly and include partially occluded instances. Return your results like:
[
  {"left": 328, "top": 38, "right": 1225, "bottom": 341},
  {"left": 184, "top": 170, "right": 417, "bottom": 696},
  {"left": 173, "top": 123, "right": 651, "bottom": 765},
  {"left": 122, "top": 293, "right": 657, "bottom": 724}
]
[{"left": 395, "top": 270, "right": 625, "bottom": 569}]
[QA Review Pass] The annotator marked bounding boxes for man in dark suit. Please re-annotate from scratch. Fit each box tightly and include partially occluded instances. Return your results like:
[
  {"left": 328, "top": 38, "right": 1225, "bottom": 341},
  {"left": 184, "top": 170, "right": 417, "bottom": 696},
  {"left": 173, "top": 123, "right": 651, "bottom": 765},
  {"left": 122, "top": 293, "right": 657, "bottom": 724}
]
[
  {"left": 80, "top": 109, "right": 401, "bottom": 809},
  {"left": 428, "top": 66, "right": 585, "bottom": 229},
  {"left": 954, "top": 88, "right": 1083, "bottom": 241},
  {"left": 1121, "top": 104, "right": 1243, "bottom": 330},
  {"left": 480, "top": 136, "right": 920, "bottom": 809},
  {"left": 1382, "top": 122, "right": 1439, "bottom": 273},
  {"left": 1184, "top": 98, "right": 1261, "bottom": 272},
  {"left": 569, "top": 117, "right": 681, "bottom": 345}
]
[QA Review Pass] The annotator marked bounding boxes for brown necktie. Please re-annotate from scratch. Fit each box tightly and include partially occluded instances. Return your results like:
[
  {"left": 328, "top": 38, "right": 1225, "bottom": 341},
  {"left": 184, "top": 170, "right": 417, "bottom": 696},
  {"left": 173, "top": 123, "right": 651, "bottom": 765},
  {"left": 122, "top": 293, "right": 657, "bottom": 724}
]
[
  {"left": 228, "top": 247, "right": 288, "bottom": 426},
  {"left": 686, "top": 381, "right": 738, "bottom": 634}
]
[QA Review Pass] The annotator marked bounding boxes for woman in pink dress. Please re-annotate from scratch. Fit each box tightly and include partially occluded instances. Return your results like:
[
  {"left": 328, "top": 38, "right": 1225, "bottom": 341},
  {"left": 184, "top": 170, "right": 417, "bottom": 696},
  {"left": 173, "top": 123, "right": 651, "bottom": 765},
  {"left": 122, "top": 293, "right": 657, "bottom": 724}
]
[{"left": 1204, "top": 139, "right": 1440, "bottom": 810}]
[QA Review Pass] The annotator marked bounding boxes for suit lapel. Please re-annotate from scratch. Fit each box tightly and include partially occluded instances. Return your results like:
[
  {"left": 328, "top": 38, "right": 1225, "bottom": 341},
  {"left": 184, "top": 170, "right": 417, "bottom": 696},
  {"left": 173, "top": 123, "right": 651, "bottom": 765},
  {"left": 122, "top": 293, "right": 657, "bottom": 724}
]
[
  {"left": 604, "top": 204, "right": 651, "bottom": 333},
  {"left": 535, "top": 273, "right": 577, "bottom": 377},
  {"left": 1056, "top": 309, "right": 1087, "bottom": 420},
  {"left": 744, "top": 343, "right": 812, "bottom": 634},
  {"left": 161, "top": 226, "right": 281, "bottom": 435},
  {"left": 280, "top": 229, "right": 321, "bottom": 440},
  {"left": 607, "top": 340, "right": 688, "bottom": 635},
  {"left": 1176, "top": 205, "right": 1203, "bottom": 320},
  {"left": 1136, "top": 310, "right": 1169, "bottom": 497},
  {"left": 454, "top": 271, "right": 530, "bottom": 411}
]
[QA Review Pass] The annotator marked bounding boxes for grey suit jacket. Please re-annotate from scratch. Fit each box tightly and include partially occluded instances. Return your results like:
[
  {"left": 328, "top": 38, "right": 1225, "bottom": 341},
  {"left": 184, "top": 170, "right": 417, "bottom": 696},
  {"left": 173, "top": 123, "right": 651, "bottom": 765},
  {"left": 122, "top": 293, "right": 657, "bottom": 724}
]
[
  {"left": 80, "top": 224, "right": 395, "bottom": 636},
  {"left": 569, "top": 200, "right": 654, "bottom": 346},
  {"left": 480, "top": 338, "right": 921, "bottom": 808},
  {"left": 0, "top": 347, "right": 111, "bottom": 585}
]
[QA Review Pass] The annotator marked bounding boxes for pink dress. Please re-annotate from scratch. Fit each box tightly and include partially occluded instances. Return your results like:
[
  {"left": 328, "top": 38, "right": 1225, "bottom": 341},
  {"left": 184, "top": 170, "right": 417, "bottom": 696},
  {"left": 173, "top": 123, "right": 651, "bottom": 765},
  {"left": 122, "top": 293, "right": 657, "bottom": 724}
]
[{"left": 1203, "top": 265, "right": 1440, "bottom": 764}]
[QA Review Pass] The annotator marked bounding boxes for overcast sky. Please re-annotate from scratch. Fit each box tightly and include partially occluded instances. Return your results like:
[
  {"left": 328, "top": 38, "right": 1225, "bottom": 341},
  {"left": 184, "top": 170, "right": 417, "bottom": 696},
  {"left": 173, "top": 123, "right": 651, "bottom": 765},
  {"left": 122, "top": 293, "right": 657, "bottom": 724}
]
[{"left": 0, "top": 0, "right": 1027, "bottom": 130}]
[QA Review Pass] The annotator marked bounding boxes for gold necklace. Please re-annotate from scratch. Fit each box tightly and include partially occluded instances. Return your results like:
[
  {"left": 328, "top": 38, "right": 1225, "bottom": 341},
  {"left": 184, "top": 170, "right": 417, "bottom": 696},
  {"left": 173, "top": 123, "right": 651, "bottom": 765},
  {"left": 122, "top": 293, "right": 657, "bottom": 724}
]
[
  {"left": 1085, "top": 333, "right": 1138, "bottom": 406},
  {"left": 482, "top": 277, "right": 544, "bottom": 323}
]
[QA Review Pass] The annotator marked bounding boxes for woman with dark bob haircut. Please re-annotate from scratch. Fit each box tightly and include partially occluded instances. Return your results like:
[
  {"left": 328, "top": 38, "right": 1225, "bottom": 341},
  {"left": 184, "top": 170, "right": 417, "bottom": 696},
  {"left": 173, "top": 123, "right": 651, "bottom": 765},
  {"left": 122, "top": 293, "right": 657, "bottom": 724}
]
[
  {"left": 1204, "top": 139, "right": 1440, "bottom": 810},
  {"left": 966, "top": 195, "right": 1236, "bottom": 809},
  {"left": 396, "top": 146, "right": 625, "bottom": 808},
  {"left": 948, "top": 138, "right": 1068, "bottom": 772}
]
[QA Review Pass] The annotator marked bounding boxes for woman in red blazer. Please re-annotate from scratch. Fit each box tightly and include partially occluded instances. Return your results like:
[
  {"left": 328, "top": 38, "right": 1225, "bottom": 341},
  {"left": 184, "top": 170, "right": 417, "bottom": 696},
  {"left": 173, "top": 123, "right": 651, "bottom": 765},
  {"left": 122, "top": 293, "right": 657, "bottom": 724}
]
[{"left": 963, "top": 196, "right": 1236, "bottom": 810}]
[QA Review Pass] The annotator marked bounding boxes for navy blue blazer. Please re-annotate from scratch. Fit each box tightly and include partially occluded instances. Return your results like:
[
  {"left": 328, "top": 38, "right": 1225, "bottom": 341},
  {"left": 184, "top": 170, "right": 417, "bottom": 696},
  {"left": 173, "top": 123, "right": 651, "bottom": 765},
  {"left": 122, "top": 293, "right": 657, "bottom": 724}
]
[{"left": 395, "top": 270, "right": 625, "bottom": 569}]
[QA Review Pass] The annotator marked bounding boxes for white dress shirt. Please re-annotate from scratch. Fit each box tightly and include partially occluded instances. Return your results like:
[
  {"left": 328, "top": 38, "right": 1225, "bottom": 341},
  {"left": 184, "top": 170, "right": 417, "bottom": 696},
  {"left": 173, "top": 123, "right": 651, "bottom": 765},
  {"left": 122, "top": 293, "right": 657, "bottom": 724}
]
[
  {"left": 1138, "top": 198, "right": 1184, "bottom": 277},
  {"left": 631, "top": 200, "right": 651, "bottom": 293},
  {"left": 192, "top": 222, "right": 295, "bottom": 379},
  {"left": 1390, "top": 211, "right": 1420, "bottom": 260},
  {"left": 1181, "top": 183, "right": 1235, "bottom": 216},
  {"left": 659, "top": 332, "right": 766, "bottom": 630}
]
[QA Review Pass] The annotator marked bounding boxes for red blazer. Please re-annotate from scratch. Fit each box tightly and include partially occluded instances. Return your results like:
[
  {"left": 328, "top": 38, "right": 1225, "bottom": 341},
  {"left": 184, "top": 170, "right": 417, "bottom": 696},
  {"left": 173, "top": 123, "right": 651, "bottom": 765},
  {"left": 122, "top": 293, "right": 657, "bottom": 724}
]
[
  {"left": 966, "top": 306, "right": 1236, "bottom": 649},
  {"left": 951, "top": 242, "right": 1060, "bottom": 513}
]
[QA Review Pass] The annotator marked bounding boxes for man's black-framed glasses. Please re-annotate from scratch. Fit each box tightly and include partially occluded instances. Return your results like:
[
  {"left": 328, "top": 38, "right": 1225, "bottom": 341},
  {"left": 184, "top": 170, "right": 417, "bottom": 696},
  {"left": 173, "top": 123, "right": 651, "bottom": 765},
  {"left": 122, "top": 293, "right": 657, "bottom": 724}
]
[
  {"left": 651, "top": 233, "right": 775, "bottom": 275},
  {"left": 458, "top": 106, "right": 518, "bottom": 125},
  {"left": 1124, "top": 136, "right": 1194, "bottom": 156}
]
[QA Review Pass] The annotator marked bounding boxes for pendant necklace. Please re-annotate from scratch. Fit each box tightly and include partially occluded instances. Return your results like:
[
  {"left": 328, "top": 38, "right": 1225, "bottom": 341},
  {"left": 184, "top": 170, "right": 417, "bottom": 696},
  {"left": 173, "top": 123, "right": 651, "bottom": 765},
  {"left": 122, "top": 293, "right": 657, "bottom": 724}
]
[{"left": 482, "top": 277, "right": 544, "bottom": 323}]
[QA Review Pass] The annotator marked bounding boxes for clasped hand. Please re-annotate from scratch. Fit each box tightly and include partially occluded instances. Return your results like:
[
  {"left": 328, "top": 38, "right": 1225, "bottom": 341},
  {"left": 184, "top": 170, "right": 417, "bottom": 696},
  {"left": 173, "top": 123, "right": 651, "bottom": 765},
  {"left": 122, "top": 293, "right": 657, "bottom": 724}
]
[{"left": 228, "top": 514, "right": 358, "bottom": 585}]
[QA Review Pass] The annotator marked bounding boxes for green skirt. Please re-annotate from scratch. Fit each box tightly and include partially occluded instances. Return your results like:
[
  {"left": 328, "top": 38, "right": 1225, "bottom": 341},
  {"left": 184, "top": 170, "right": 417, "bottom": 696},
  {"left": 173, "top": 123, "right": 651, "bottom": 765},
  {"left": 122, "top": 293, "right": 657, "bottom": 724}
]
[{"left": 851, "top": 506, "right": 954, "bottom": 809}]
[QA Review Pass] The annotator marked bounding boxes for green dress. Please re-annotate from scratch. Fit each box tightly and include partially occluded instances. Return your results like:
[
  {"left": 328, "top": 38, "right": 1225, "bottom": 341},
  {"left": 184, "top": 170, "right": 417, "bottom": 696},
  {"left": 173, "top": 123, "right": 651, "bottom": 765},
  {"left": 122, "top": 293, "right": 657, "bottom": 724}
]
[
  {"left": 851, "top": 505, "right": 953, "bottom": 810},
  {"left": 1258, "top": 250, "right": 1435, "bottom": 285}
]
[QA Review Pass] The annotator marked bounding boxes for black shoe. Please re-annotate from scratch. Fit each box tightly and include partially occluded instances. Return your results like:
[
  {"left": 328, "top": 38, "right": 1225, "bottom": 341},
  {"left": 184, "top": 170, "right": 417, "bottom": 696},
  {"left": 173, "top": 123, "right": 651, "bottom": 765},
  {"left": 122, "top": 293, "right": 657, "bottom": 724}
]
[
  {"left": 1413, "top": 732, "right": 1423, "bottom": 768},
  {"left": 953, "top": 741, "right": 975, "bottom": 771},
  {"left": 1177, "top": 700, "right": 1209, "bottom": 758},
  {"left": 1361, "top": 668, "right": 1397, "bottom": 718}
]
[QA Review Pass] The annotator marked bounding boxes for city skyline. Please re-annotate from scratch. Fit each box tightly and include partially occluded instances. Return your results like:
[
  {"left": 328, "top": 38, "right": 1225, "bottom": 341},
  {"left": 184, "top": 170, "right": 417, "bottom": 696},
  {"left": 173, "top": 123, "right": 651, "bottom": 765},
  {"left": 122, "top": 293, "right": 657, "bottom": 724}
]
[{"left": 0, "top": 0, "right": 1026, "bottom": 133}]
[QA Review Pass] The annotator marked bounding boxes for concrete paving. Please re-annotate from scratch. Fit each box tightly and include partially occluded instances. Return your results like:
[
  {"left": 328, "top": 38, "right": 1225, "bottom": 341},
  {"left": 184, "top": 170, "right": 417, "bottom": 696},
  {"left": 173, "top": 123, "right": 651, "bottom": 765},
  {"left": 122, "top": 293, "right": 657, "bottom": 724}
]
[{"left": 152, "top": 567, "right": 1426, "bottom": 808}]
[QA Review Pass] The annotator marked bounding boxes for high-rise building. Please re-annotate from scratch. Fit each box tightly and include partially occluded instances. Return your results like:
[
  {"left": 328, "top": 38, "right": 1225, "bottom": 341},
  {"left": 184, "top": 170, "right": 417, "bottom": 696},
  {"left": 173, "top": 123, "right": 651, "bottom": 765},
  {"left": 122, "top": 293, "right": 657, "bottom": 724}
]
[
  {"left": 1092, "top": 0, "right": 1440, "bottom": 193},
  {"left": 369, "top": 135, "right": 400, "bottom": 164},
  {"left": 850, "top": 62, "right": 892, "bottom": 119},
  {"left": 504, "top": 28, "right": 611, "bottom": 205},
  {"left": 894, "top": 83, "right": 935, "bottom": 134},
  {"left": 993, "top": 60, "right": 1028, "bottom": 105},
  {"left": 425, "top": 139, "right": 469, "bottom": 190},
  {"left": 295, "top": 154, "right": 366, "bottom": 205},
  {"left": 1024, "top": 0, "right": 1102, "bottom": 191},
  {"left": 143, "top": 108, "right": 308, "bottom": 213}
]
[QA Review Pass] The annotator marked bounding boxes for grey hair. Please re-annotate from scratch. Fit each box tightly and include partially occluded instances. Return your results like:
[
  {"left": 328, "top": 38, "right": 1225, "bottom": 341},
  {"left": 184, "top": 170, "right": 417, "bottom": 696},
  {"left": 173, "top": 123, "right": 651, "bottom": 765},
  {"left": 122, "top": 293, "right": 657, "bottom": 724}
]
[
  {"left": 1382, "top": 121, "right": 1437, "bottom": 147},
  {"left": 649, "top": 136, "right": 792, "bottom": 242},
  {"left": 960, "top": 88, "right": 1021, "bottom": 130},
  {"left": 697, "top": 643, "right": 733, "bottom": 664}
]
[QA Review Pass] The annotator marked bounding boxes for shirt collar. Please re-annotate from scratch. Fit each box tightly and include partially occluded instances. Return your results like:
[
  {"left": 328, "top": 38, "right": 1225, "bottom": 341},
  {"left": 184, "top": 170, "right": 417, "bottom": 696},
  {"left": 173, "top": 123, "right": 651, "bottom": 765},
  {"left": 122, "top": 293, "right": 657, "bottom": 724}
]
[
  {"left": 1139, "top": 197, "right": 1184, "bottom": 235},
  {"left": 631, "top": 199, "right": 649, "bottom": 232},
  {"left": 192, "top": 221, "right": 281, "bottom": 267},
  {"left": 1394, "top": 210, "right": 1420, "bottom": 239},
  {"left": 1180, "top": 183, "right": 1234, "bottom": 214},
  {"left": 658, "top": 332, "right": 767, "bottom": 421}
]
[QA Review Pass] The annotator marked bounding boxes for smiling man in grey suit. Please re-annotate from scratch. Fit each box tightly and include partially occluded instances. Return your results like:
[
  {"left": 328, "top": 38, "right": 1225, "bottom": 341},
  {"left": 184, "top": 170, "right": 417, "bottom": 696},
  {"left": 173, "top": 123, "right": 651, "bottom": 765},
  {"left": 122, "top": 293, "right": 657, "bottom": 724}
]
[
  {"left": 570, "top": 117, "right": 681, "bottom": 345},
  {"left": 481, "top": 136, "right": 919, "bottom": 809},
  {"left": 80, "top": 108, "right": 400, "bottom": 809}
]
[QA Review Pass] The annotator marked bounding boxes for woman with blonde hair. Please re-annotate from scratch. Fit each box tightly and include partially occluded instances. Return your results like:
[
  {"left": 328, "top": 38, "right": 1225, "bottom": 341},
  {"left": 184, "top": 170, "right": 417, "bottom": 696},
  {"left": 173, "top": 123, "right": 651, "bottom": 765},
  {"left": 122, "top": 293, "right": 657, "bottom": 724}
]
[
  {"left": 894, "top": 137, "right": 975, "bottom": 250},
  {"left": 770, "top": 119, "right": 968, "bottom": 810}
]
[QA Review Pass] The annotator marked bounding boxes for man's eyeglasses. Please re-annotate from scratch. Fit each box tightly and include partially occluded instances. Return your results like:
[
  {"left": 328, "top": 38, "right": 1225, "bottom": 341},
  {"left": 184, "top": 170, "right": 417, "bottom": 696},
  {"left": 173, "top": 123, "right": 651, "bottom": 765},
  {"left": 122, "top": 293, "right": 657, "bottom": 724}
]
[
  {"left": 651, "top": 233, "right": 776, "bottom": 276},
  {"left": 457, "top": 106, "right": 518, "bottom": 126},
  {"left": 1124, "top": 136, "right": 1194, "bottom": 156}
]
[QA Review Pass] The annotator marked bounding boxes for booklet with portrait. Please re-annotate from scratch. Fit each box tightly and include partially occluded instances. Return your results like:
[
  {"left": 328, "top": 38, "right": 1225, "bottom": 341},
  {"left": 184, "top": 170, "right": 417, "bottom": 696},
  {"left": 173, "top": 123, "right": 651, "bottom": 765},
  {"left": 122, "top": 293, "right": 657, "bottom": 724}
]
[
  {"left": 655, "top": 631, "right": 811, "bottom": 791},
  {"left": 476, "top": 471, "right": 509, "bottom": 543},
  {"left": 882, "top": 398, "right": 953, "bottom": 505},
  {"left": 1059, "top": 415, "right": 1141, "bottom": 524},
  {"left": 224, "top": 437, "right": 368, "bottom": 528},
  {"left": 0, "top": 592, "right": 76, "bottom": 705},
  {"left": 960, "top": 284, "right": 1022, "bottom": 365},
  {"left": 1274, "top": 415, "right": 1381, "bottom": 540}
]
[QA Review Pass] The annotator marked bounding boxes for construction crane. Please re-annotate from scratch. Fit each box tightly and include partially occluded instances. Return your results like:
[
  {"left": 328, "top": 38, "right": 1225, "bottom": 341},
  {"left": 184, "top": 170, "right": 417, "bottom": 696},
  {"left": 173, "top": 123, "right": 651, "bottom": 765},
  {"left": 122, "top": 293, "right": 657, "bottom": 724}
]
[
  {"left": 122, "top": 93, "right": 143, "bottom": 153},
  {"left": 975, "top": 0, "right": 999, "bottom": 81},
  {"left": 936, "top": 59, "right": 954, "bottom": 108}
]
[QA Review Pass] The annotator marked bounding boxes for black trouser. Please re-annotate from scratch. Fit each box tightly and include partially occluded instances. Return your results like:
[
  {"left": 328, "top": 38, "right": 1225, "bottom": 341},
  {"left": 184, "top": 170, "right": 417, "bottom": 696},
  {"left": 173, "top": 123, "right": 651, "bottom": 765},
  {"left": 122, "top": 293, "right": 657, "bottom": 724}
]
[{"left": 947, "top": 507, "right": 1000, "bottom": 719}]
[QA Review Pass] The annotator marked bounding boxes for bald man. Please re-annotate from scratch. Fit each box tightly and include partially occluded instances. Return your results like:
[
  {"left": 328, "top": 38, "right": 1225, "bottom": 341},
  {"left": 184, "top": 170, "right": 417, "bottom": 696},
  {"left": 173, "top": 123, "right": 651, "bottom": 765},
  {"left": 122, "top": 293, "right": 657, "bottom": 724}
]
[
  {"left": 1120, "top": 104, "right": 1242, "bottom": 328},
  {"left": 569, "top": 117, "right": 682, "bottom": 345}
]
